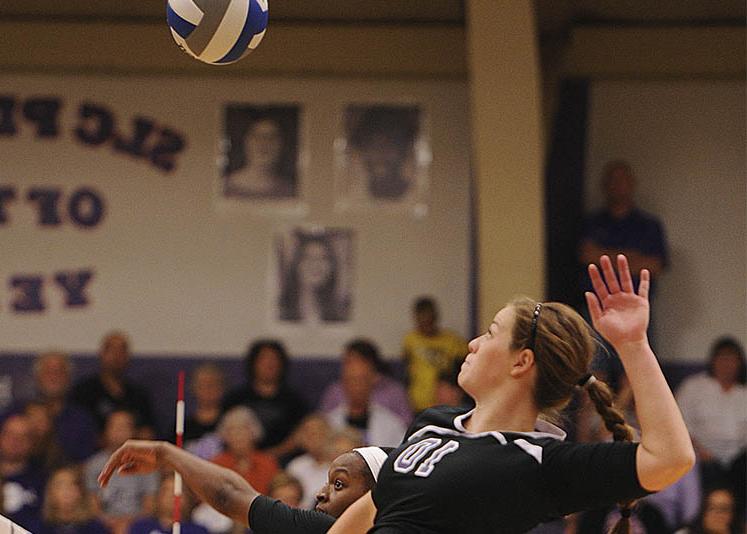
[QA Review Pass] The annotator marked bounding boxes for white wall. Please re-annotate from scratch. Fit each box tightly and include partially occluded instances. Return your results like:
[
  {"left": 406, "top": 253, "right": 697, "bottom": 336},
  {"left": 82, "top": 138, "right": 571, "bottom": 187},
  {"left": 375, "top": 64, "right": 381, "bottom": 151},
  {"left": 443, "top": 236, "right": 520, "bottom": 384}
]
[
  {"left": 0, "top": 75, "right": 471, "bottom": 357},
  {"left": 586, "top": 81, "right": 746, "bottom": 363}
]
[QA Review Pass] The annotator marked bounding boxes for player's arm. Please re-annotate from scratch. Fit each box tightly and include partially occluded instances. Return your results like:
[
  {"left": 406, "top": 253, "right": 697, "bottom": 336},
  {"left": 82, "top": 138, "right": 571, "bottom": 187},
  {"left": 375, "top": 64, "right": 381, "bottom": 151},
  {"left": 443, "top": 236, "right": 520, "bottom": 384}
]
[
  {"left": 326, "top": 492, "right": 376, "bottom": 534},
  {"left": 586, "top": 255, "right": 694, "bottom": 492},
  {"left": 98, "top": 440, "right": 257, "bottom": 526}
]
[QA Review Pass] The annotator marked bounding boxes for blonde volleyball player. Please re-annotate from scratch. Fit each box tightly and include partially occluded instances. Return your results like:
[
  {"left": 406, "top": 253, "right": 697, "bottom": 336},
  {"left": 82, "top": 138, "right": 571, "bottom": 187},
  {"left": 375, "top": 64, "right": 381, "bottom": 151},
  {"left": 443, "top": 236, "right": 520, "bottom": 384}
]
[{"left": 330, "top": 255, "right": 694, "bottom": 534}]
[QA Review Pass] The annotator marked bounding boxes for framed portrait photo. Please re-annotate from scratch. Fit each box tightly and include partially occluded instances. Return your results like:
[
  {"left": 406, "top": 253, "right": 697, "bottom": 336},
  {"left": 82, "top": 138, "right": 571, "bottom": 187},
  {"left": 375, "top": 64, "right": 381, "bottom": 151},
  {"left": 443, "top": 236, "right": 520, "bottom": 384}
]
[
  {"left": 334, "top": 104, "right": 431, "bottom": 214},
  {"left": 220, "top": 104, "right": 301, "bottom": 201},
  {"left": 272, "top": 227, "right": 354, "bottom": 326}
]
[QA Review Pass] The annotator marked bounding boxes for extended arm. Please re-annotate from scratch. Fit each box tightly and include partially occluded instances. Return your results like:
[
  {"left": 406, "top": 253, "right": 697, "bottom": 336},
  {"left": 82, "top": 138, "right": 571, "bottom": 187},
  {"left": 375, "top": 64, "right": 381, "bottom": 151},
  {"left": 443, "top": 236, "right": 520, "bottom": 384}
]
[
  {"left": 327, "top": 492, "right": 376, "bottom": 534},
  {"left": 585, "top": 255, "right": 694, "bottom": 491},
  {"left": 98, "top": 440, "right": 257, "bottom": 526}
]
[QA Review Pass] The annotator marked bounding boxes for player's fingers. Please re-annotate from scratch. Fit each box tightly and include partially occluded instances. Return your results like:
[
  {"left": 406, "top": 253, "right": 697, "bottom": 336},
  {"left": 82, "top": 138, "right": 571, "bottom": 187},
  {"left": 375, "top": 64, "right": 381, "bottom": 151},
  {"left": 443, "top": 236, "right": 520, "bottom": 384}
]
[
  {"left": 98, "top": 449, "right": 123, "bottom": 486},
  {"left": 588, "top": 263, "right": 609, "bottom": 302},
  {"left": 617, "top": 255, "right": 634, "bottom": 293},
  {"left": 584, "top": 291, "right": 602, "bottom": 325},
  {"left": 599, "top": 255, "right": 621, "bottom": 293},
  {"left": 97, "top": 466, "right": 112, "bottom": 487},
  {"left": 638, "top": 269, "right": 650, "bottom": 300},
  {"left": 118, "top": 462, "right": 143, "bottom": 475}
]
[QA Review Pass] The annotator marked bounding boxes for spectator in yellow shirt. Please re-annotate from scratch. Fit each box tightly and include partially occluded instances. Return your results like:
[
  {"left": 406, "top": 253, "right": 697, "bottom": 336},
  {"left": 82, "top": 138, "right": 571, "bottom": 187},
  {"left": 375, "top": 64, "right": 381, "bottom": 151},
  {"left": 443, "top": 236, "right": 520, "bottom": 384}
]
[{"left": 402, "top": 297, "right": 468, "bottom": 412}]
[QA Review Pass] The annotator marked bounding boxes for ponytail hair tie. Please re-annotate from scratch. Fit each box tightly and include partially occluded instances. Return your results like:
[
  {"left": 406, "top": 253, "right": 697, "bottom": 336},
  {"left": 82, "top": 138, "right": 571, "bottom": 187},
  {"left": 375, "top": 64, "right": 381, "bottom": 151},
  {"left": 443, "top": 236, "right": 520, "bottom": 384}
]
[
  {"left": 577, "top": 373, "right": 597, "bottom": 388},
  {"left": 619, "top": 507, "right": 632, "bottom": 519}
]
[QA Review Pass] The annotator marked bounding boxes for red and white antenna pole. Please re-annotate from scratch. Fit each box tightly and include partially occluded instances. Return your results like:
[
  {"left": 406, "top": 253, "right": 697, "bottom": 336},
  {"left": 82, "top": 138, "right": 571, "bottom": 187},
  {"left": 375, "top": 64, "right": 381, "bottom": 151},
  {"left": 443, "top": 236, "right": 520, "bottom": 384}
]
[{"left": 173, "top": 370, "right": 185, "bottom": 534}]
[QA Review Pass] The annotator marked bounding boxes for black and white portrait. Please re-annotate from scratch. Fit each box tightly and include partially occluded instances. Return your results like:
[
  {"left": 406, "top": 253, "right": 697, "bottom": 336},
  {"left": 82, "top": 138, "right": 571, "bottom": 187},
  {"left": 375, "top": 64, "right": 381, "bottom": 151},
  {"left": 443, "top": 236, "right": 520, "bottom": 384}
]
[
  {"left": 275, "top": 228, "right": 353, "bottom": 324},
  {"left": 335, "top": 105, "right": 429, "bottom": 208},
  {"left": 222, "top": 105, "right": 300, "bottom": 199}
]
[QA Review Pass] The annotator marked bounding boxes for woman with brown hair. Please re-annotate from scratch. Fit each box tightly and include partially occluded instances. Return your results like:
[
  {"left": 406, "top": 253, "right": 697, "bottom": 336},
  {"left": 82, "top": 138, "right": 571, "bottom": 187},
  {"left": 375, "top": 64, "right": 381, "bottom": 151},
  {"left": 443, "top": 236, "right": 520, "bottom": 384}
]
[
  {"left": 329, "top": 254, "right": 695, "bottom": 534},
  {"left": 40, "top": 466, "right": 109, "bottom": 534}
]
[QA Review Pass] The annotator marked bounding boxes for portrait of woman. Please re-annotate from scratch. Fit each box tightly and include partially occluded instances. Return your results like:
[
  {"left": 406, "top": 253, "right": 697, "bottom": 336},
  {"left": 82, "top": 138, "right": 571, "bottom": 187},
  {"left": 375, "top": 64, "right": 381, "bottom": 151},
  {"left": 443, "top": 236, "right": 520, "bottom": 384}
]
[
  {"left": 276, "top": 228, "right": 353, "bottom": 324},
  {"left": 222, "top": 105, "right": 300, "bottom": 199},
  {"left": 335, "top": 105, "right": 428, "bottom": 207}
]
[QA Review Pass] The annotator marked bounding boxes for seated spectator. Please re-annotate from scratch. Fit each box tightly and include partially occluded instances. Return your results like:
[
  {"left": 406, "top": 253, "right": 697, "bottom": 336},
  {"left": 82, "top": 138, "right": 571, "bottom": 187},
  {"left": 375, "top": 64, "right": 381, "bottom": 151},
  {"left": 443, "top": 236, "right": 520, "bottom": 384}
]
[
  {"left": 676, "top": 337, "right": 746, "bottom": 517},
  {"left": 326, "top": 428, "right": 364, "bottom": 461},
  {"left": 320, "top": 339, "right": 412, "bottom": 424},
  {"left": 185, "top": 432, "right": 223, "bottom": 462},
  {"left": 222, "top": 340, "right": 308, "bottom": 459},
  {"left": 71, "top": 332, "right": 156, "bottom": 438},
  {"left": 0, "top": 413, "right": 46, "bottom": 532},
  {"left": 129, "top": 476, "right": 208, "bottom": 534},
  {"left": 267, "top": 472, "right": 304, "bottom": 509},
  {"left": 84, "top": 410, "right": 158, "bottom": 534},
  {"left": 643, "top": 461, "right": 702, "bottom": 532},
  {"left": 402, "top": 296, "right": 468, "bottom": 412},
  {"left": 324, "top": 346, "right": 407, "bottom": 447},
  {"left": 184, "top": 364, "right": 225, "bottom": 445},
  {"left": 285, "top": 414, "right": 332, "bottom": 509},
  {"left": 190, "top": 503, "right": 233, "bottom": 534},
  {"left": 32, "top": 351, "right": 98, "bottom": 463},
  {"left": 39, "top": 466, "right": 109, "bottom": 534},
  {"left": 211, "top": 406, "right": 279, "bottom": 495},
  {"left": 675, "top": 487, "right": 741, "bottom": 534},
  {"left": 434, "top": 360, "right": 472, "bottom": 408},
  {"left": 24, "top": 400, "right": 65, "bottom": 471}
]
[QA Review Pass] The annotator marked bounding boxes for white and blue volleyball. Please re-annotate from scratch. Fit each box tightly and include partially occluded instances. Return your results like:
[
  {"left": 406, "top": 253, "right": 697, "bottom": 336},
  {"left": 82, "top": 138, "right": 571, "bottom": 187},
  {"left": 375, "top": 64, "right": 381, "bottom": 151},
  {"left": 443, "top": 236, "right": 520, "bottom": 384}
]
[{"left": 167, "top": 0, "right": 268, "bottom": 65}]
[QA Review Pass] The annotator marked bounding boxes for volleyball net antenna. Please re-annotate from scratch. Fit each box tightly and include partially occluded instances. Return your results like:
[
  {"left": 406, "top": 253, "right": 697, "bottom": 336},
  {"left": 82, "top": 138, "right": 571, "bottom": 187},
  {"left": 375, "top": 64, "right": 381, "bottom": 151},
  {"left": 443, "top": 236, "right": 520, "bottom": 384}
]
[{"left": 173, "top": 370, "right": 186, "bottom": 534}]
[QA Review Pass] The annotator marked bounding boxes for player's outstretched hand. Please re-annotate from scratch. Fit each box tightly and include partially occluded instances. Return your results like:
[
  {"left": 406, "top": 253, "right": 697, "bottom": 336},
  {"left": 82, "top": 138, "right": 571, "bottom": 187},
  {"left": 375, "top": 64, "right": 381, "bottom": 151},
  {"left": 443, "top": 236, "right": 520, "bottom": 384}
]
[
  {"left": 98, "top": 439, "right": 162, "bottom": 487},
  {"left": 584, "top": 254, "right": 650, "bottom": 348}
]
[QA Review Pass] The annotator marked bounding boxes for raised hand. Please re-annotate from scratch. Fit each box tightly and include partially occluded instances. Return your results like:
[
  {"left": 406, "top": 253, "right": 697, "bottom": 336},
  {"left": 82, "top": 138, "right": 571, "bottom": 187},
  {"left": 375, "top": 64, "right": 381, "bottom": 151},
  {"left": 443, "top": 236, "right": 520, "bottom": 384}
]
[
  {"left": 98, "top": 439, "right": 162, "bottom": 487},
  {"left": 584, "top": 254, "right": 650, "bottom": 348}
]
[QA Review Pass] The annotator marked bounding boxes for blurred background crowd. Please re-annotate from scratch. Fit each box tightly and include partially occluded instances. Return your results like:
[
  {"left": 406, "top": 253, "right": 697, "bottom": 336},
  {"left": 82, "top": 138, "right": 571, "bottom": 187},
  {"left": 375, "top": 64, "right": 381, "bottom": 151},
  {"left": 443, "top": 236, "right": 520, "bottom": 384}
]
[{"left": 0, "top": 291, "right": 744, "bottom": 533}]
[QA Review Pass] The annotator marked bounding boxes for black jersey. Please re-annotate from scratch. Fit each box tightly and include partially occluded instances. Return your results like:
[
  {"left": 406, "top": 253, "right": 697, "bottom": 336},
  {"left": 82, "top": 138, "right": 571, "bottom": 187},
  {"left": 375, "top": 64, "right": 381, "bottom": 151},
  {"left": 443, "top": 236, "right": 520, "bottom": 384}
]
[
  {"left": 370, "top": 406, "right": 650, "bottom": 533},
  {"left": 248, "top": 495, "right": 335, "bottom": 534}
]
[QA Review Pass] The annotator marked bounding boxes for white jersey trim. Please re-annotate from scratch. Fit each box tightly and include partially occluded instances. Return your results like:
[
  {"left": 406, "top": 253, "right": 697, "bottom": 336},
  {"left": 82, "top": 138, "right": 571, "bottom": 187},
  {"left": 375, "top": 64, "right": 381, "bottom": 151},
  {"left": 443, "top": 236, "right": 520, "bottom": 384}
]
[
  {"left": 452, "top": 409, "right": 567, "bottom": 441},
  {"left": 513, "top": 438, "right": 544, "bottom": 463},
  {"left": 408, "top": 424, "right": 508, "bottom": 444}
]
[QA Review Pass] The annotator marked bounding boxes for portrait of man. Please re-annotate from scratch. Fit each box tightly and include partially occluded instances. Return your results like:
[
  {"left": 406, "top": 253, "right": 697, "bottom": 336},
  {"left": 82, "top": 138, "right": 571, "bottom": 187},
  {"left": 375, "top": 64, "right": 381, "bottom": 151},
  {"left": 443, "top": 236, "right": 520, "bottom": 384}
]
[
  {"left": 275, "top": 228, "right": 354, "bottom": 324},
  {"left": 222, "top": 105, "right": 300, "bottom": 200},
  {"left": 336, "top": 105, "right": 428, "bottom": 206}
]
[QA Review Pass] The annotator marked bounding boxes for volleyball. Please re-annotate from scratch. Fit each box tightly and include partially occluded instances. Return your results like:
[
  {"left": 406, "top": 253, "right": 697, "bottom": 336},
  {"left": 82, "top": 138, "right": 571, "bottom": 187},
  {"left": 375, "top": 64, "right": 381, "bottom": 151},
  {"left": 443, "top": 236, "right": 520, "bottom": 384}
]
[{"left": 166, "top": 0, "right": 268, "bottom": 65}]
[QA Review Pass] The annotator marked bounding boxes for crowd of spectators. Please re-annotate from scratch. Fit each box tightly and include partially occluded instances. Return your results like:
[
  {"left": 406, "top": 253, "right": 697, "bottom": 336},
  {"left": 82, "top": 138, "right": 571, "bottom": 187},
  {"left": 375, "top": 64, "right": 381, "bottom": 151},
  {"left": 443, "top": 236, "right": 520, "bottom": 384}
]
[{"left": 1, "top": 238, "right": 744, "bottom": 533}]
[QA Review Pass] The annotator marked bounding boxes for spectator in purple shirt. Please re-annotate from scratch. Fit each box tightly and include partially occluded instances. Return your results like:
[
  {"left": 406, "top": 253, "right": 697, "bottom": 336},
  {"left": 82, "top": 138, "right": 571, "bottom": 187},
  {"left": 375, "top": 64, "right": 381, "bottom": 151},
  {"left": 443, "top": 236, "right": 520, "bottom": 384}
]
[
  {"left": 32, "top": 351, "right": 97, "bottom": 463},
  {"left": 319, "top": 339, "right": 412, "bottom": 425},
  {"left": 0, "top": 413, "right": 46, "bottom": 533}
]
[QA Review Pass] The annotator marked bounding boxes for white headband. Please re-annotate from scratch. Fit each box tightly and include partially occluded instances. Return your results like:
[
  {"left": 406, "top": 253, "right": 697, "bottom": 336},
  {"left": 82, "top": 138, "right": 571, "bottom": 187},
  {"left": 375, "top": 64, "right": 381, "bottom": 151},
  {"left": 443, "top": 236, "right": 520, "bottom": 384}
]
[{"left": 353, "top": 447, "right": 389, "bottom": 482}]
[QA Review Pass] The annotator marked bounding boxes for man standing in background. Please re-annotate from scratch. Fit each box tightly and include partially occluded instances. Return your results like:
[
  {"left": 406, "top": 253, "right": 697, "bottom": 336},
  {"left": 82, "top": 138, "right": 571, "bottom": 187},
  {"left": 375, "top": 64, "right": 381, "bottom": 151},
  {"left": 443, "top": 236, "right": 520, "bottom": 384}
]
[{"left": 579, "top": 160, "right": 669, "bottom": 345}]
